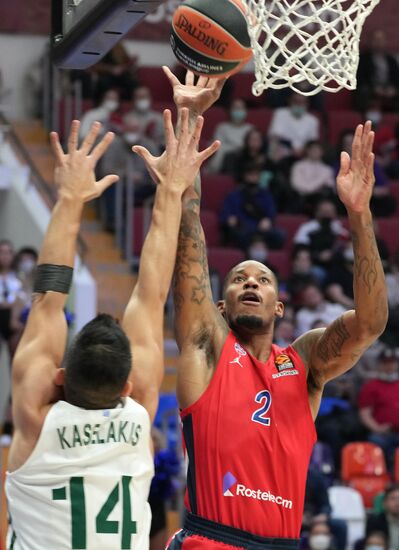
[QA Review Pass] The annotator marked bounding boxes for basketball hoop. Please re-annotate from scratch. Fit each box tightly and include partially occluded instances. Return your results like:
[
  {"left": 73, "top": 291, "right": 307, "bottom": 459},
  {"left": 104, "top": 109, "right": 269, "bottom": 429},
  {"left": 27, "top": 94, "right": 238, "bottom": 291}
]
[{"left": 240, "top": 0, "right": 381, "bottom": 96}]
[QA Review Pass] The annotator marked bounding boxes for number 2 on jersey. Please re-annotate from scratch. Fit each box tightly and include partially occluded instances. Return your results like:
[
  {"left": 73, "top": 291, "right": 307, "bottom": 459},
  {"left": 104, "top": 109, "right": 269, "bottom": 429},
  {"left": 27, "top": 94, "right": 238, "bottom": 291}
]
[
  {"left": 52, "top": 476, "right": 136, "bottom": 549},
  {"left": 251, "top": 390, "right": 272, "bottom": 426}
]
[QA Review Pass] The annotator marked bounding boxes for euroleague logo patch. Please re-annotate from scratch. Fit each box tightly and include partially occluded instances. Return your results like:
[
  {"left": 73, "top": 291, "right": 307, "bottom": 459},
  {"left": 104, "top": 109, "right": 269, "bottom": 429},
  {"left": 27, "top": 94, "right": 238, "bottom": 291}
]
[{"left": 272, "top": 354, "right": 298, "bottom": 379}]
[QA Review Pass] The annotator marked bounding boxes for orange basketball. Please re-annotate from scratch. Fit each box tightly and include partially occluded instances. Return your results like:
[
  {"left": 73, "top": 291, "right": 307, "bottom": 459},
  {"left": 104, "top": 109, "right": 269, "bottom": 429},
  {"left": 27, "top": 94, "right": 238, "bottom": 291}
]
[{"left": 171, "top": 0, "right": 253, "bottom": 78}]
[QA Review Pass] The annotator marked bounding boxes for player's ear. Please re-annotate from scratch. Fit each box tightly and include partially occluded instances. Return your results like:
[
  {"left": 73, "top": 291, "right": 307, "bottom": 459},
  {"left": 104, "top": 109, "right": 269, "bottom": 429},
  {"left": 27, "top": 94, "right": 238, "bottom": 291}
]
[
  {"left": 216, "top": 299, "right": 226, "bottom": 316},
  {"left": 54, "top": 367, "right": 65, "bottom": 386},
  {"left": 121, "top": 380, "right": 133, "bottom": 397},
  {"left": 275, "top": 301, "right": 284, "bottom": 318}
]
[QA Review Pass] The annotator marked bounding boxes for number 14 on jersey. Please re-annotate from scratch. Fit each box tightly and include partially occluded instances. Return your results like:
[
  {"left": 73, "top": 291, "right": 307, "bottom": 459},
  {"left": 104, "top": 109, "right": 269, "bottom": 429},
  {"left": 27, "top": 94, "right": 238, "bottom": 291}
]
[{"left": 52, "top": 476, "right": 136, "bottom": 549}]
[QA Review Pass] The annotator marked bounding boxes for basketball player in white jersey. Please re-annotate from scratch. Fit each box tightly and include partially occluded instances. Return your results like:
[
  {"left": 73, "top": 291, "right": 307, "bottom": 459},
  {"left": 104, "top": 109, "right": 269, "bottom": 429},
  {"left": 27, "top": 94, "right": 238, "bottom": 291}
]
[{"left": 5, "top": 109, "right": 219, "bottom": 550}]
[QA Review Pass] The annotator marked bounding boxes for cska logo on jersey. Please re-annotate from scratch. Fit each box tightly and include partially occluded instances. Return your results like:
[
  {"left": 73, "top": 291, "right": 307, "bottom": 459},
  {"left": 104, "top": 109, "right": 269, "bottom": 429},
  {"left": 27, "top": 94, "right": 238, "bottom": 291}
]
[{"left": 274, "top": 354, "right": 294, "bottom": 372}]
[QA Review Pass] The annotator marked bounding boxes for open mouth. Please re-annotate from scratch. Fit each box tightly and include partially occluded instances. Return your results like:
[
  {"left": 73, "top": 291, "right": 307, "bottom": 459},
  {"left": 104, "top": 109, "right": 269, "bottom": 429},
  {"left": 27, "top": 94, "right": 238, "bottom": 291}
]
[{"left": 240, "top": 292, "right": 261, "bottom": 305}]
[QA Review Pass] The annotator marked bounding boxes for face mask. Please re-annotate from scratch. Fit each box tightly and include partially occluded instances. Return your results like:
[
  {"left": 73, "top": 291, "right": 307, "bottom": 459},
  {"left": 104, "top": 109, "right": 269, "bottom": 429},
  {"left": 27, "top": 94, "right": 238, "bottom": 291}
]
[
  {"left": 231, "top": 109, "right": 246, "bottom": 123},
  {"left": 309, "top": 534, "right": 331, "bottom": 550},
  {"left": 135, "top": 98, "right": 151, "bottom": 112},
  {"left": 124, "top": 132, "right": 140, "bottom": 144},
  {"left": 343, "top": 246, "right": 355, "bottom": 263},
  {"left": 378, "top": 371, "right": 399, "bottom": 382},
  {"left": 365, "top": 110, "right": 382, "bottom": 126},
  {"left": 19, "top": 259, "right": 35, "bottom": 275},
  {"left": 248, "top": 247, "right": 268, "bottom": 263},
  {"left": 103, "top": 99, "right": 119, "bottom": 112},
  {"left": 319, "top": 216, "right": 332, "bottom": 227},
  {"left": 365, "top": 546, "right": 385, "bottom": 550},
  {"left": 291, "top": 105, "right": 306, "bottom": 117}
]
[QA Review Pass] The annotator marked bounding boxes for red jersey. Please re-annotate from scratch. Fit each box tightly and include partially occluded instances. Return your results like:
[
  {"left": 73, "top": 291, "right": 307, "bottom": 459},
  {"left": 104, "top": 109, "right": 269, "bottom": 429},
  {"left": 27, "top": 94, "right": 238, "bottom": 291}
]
[{"left": 181, "top": 331, "right": 316, "bottom": 539}]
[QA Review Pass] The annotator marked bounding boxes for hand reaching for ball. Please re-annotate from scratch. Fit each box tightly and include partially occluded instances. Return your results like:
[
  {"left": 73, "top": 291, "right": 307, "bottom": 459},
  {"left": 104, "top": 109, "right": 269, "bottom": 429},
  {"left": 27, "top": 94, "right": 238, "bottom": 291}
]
[{"left": 163, "top": 66, "right": 226, "bottom": 116}]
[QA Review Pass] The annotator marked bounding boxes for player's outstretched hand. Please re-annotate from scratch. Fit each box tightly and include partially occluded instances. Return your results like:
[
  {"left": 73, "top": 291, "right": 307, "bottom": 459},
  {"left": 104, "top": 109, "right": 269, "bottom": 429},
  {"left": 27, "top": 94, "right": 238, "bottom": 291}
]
[
  {"left": 336, "top": 121, "right": 375, "bottom": 214},
  {"left": 133, "top": 108, "right": 220, "bottom": 192},
  {"left": 50, "top": 120, "right": 119, "bottom": 203},
  {"left": 163, "top": 66, "right": 226, "bottom": 116}
]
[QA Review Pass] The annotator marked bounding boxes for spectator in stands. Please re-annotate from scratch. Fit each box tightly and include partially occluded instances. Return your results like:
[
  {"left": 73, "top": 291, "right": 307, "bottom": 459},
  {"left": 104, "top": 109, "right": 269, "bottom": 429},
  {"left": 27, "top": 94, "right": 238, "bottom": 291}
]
[
  {"left": 246, "top": 234, "right": 270, "bottom": 264},
  {"left": 220, "top": 165, "right": 285, "bottom": 250},
  {"left": 208, "top": 98, "right": 254, "bottom": 173},
  {"left": 93, "top": 42, "right": 139, "bottom": 101},
  {"left": 124, "top": 86, "right": 164, "bottom": 149},
  {"left": 366, "top": 485, "right": 399, "bottom": 548},
  {"left": 295, "top": 283, "right": 346, "bottom": 336},
  {"left": 79, "top": 88, "right": 120, "bottom": 139},
  {"left": 268, "top": 92, "right": 319, "bottom": 157},
  {"left": 222, "top": 128, "right": 273, "bottom": 182},
  {"left": 303, "top": 520, "right": 335, "bottom": 550},
  {"left": 286, "top": 246, "right": 325, "bottom": 303},
  {"left": 357, "top": 30, "right": 399, "bottom": 112},
  {"left": 359, "top": 349, "right": 399, "bottom": 471},
  {"left": 10, "top": 247, "right": 38, "bottom": 332},
  {"left": 302, "top": 469, "right": 347, "bottom": 550},
  {"left": 363, "top": 531, "right": 388, "bottom": 550},
  {"left": 293, "top": 199, "right": 348, "bottom": 273},
  {"left": 325, "top": 242, "right": 355, "bottom": 309},
  {"left": 290, "top": 141, "right": 335, "bottom": 214},
  {"left": 274, "top": 318, "right": 295, "bottom": 347}
]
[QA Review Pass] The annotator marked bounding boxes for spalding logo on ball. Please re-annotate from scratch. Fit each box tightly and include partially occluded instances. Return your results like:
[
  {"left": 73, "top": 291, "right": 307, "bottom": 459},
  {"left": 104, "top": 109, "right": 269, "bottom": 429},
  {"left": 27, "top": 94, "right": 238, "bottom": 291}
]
[{"left": 171, "top": 0, "right": 253, "bottom": 77}]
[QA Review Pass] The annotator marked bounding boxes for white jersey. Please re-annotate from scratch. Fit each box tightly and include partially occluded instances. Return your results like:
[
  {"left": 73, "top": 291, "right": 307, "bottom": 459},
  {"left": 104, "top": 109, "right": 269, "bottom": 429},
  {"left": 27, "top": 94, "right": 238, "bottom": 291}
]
[{"left": 6, "top": 398, "right": 154, "bottom": 550}]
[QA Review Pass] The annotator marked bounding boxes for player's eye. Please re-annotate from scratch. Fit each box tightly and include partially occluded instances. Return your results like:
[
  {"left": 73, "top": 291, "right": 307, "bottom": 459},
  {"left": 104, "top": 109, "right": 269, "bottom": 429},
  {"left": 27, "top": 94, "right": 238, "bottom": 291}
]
[
  {"left": 234, "top": 276, "right": 245, "bottom": 283},
  {"left": 260, "top": 277, "right": 269, "bottom": 284}
]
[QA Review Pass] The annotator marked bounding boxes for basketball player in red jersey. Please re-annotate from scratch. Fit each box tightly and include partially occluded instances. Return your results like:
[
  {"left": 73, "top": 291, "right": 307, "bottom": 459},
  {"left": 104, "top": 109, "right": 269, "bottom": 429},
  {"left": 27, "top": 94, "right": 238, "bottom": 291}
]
[{"left": 140, "top": 68, "right": 388, "bottom": 550}]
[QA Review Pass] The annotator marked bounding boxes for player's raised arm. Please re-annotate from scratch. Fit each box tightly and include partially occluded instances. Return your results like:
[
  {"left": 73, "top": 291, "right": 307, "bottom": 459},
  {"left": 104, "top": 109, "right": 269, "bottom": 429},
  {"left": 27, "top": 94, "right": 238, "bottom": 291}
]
[
  {"left": 121, "top": 108, "right": 219, "bottom": 422},
  {"left": 293, "top": 122, "right": 388, "bottom": 407},
  {"left": 11, "top": 121, "right": 118, "bottom": 438},
  {"left": 163, "top": 68, "right": 230, "bottom": 407}
]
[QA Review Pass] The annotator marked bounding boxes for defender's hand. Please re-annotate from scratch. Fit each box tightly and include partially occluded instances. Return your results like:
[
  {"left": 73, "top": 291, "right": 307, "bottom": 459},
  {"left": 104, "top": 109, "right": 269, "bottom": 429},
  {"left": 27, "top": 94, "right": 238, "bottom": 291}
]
[
  {"left": 133, "top": 108, "right": 220, "bottom": 192},
  {"left": 163, "top": 66, "right": 226, "bottom": 116},
  {"left": 336, "top": 121, "right": 375, "bottom": 214},
  {"left": 50, "top": 120, "right": 119, "bottom": 203}
]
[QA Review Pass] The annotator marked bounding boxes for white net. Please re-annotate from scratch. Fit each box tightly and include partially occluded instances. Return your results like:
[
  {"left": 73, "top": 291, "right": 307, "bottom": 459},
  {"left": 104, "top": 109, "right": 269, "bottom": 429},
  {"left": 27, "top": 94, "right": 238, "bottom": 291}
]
[{"left": 241, "top": 0, "right": 381, "bottom": 96}]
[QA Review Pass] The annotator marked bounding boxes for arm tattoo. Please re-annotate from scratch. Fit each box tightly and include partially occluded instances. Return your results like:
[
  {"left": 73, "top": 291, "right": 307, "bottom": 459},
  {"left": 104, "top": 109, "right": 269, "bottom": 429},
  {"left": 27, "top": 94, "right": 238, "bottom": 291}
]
[
  {"left": 351, "top": 224, "right": 379, "bottom": 296},
  {"left": 317, "top": 316, "right": 351, "bottom": 363}
]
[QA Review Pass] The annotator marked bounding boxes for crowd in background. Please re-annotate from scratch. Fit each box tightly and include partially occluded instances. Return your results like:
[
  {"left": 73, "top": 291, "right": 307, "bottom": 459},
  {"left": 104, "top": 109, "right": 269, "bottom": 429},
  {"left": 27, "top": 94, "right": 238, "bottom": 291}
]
[{"left": 2, "top": 27, "right": 399, "bottom": 550}]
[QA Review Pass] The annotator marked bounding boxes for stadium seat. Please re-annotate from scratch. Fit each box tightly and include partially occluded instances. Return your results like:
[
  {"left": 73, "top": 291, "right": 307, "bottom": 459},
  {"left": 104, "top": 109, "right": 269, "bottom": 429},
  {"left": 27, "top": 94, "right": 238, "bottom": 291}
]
[
  {"left": 202, "top": 106, "right": 229, "bottom": 141},
  {"left": 350, "top": 477, "right": 390, "bottom": 510},
  {"left": 246, "top": 108, "right": 273, "bottom": 133},
  {"left": 230, "top": 72, "right": 261, "bottom": 105},
  {"left": 200, "top": 210, "right": 220, "bottom": 247},
  {"left": 324, "top": 88, "right": 354, "bottom": 111},
  {"left": 207, "top": 247, "right": 245, "bottom": 280},
  {"left": 327, "top": 110, "right": 363, "bottom": 146},
  {"left": 267, "top": 250, "right": 291, "bottom": 280},
  {"left": 395, "top": 448, "right": 399, "bottom": 482},
  {"left": 275, "top": 214, "right": 308, "bottom": 250},
  {"left": 131, "top": 207, "right": 148, "bottom": 256},
  {"left": 376, "top": 218, "right": 399, "bottom": 255},
  {"left": 342, "top": 442, "right": 388, "bottom": 479},
  {"left": 202, "top": 174, "right": 236, "bottom": 214},
  {"left": 328, "top": 486, "right": 366, "bottom": 548},
  {"left": 136, "top": 67, "right": 173, "bottom": 102}
]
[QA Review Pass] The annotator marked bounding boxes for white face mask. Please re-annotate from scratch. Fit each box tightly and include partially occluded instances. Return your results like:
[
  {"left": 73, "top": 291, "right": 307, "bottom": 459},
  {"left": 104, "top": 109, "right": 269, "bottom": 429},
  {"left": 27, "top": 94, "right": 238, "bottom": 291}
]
[
  {"left": 365, "top": 110, "right": 382, "bottom": 126},
  {"left": 124, "top": 132, "right": 140, "bottom": 144},
  {"left": 309, "top": 534, "right": 331, "bottom": 550},
  {"left": 18, "top": 259, "right": 36, "bottom": 275},
  {"left": 365, "top": 546, "right": 385, "bottom": 550},
  {"left": 248, "top": 247, "right": 268, "bottom": 263},
  {"left": 378, "top": 371, "right": 399, "bottom": 382},
  {"left": 102, "top": 99, "right": 119, "bottom": 112},
  {"left": 135, "top": 98, "right": 151, "bottom": 112}
]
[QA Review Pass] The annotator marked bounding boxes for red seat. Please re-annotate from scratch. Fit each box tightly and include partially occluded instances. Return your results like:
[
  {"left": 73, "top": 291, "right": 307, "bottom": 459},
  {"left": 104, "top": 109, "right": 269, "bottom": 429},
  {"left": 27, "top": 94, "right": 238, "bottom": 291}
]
[
  {"left": 395, "top": 448, "right": 399, "bottom": 483},
  {"left": 341, "top": 442, "right": 390, "bottom": 509},
  {"left": 207, "top": 247, "right": 245, "bottom": 280},
  {"left": 324, "top": 88, "right": 354, "bottom": 111},
  {"left": 342, "top": 442, "right": 388, "bottom": 480},
  {"left": 200, "top": 210, "right": 220, "bottom": 247},
  {"left": 276, "top": 214, "right": 308, "bottom": 251},
  {"left": 327, "top": 110, "right": 363, "bottom": 146},
  {"left": 267, "top": 251, "right": 292, "bottom": 280},
  {"left": 202, "top": 106, "right": 229, "bottom": 141},
  {"left": 202, "top": 174, "right": 236, "bottom": 214},
  {"left": 230, "top": 72, "right": 259, "bottom": 104},
  {"left": 389, "top": 181, "right": 399, "bottom": 214},
  {"left": 376, "top": 218, "right": 399, "bottom": 255},
  {"left": 246, "top": 108, "right": 273, "bottom": 133},
  {"left": 136, "top": 67, "right": 173, "bottom": 102}
]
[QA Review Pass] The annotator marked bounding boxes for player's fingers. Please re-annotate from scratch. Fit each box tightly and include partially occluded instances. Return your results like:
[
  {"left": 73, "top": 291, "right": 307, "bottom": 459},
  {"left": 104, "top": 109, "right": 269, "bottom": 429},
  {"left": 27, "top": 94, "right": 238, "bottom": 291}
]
[
  {"left": 132, "top": 145, "right": 156, "bottom": 165},
  {"left": 366, "top": 152, "right": 375, "bottom": 183},
  {"left": 91, "top": 131, "right": 115, "bottom": 162},
  {"left": 366, "top": 129, "right": 375, "bottom": 156},
  {"left": 81, "top": 121, "right": 101, "bottom": 154},
  {"left": 198, "top": 140, "right": 221, "bottom": 163},
  {"left": 351, "top": 124, "right": 363, "bottom": 162},
  {"left": 163, "top": 109, "right": 175, "bottom": 151},
  {"left": 189, "top": 115, "right": 204, "bottom": 148},
  {"left": 213, "top": 77, "right": 228, "bottom": 93},
  {"left": 162, "top": 65, "right": 181, "bottom": 87},
  {"left": 338, "top": 151, "right": 351, "bottom": 176},
  {"left": 67, "top": 120, "right": 80, "bottom": 153},
  {"left": 197, "top": 76, "right": 209, "bottom": 88},
  {"left": 185, "top": 71, "right": 195, "bottom": 86},
  {"left": 49, "top": 132, "right": 65, "bottom": 164},
  {"left": 97, "top": 174, "right": 119, "bottom": 195},
  {"left": 178, "top": 108, "right": 190, "bottom": 148}
]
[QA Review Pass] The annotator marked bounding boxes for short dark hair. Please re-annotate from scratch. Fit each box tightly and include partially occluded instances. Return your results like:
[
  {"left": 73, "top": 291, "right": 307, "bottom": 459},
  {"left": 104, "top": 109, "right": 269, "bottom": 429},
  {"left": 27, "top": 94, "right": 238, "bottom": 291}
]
[
  {"left": 384, "top": 484, "right": 399, "bottom": 500},
  {"left": 64, "top": 314, "right": 132, "bottom": 409}
]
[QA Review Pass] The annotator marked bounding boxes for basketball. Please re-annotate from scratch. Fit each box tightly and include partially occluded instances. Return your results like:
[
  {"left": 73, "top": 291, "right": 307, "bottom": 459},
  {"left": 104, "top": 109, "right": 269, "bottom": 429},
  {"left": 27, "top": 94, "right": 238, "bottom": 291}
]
[{"left": 170, "top": 0, "right": 253, "bottom": 78}]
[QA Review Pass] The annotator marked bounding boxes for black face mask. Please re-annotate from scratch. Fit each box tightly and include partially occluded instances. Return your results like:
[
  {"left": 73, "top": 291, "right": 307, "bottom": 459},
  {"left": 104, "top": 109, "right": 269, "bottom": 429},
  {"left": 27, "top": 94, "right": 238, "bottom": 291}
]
[{"left": 319, "top": 216, "right": 332, "bottom": 228}]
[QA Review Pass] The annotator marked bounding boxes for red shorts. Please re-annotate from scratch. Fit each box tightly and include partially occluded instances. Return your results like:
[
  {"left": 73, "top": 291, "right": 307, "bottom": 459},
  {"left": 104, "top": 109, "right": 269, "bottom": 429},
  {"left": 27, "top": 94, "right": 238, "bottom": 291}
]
[{"left": 166, "top": 512, "right": 300, "bottom": 550}]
